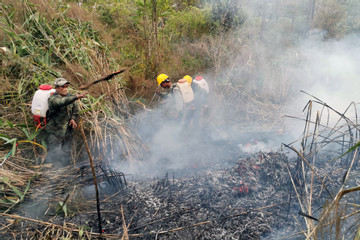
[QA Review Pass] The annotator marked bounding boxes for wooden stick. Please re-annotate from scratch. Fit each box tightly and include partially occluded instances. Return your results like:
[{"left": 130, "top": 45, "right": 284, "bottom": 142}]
[
  {"left": 0, "top": 213, "right": 72, "bottom": 231},
  {"left": 121, "top": 205, "right": 129, "bottom": 240},
  {"left": 79, "top": 119, "right": 102, "bottom": 235},
  {"left": 78, "top": 69, "right": 127, "bottom": 90}
]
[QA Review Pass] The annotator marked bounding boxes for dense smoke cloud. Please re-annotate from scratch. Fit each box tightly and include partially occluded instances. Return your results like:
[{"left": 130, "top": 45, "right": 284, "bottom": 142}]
[
  {"left": 295, "top": 32, "right": 360, "bottom": 111},
  {"left": 114, "top": 0, "right": 360, "bottom": 178},
  {"left": 102, "top": 2, "right": 360, "bottom": 239},
  {"left": 282, "top": 31, "right": 360, "bottom": 153},
  {"left": 220, "top": 0, "right": 360, "bottom": 113},
  {"left": 116, "top": 104, "right": 241, "bottom": 178}
]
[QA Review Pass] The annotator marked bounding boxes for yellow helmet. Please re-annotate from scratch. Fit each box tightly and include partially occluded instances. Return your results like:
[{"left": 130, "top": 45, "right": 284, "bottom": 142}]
[
  {"left": 183, "top": 75, "right": 192, "bottom": 85},
  {"left": 157, "top": 74, "right": 169, "bottom": 86}
]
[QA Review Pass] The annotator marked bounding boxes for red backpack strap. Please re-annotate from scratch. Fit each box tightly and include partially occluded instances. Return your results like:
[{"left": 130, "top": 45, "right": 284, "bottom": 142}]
[{"left": 33, "top": 115, "right": 47, "bottom": 128}]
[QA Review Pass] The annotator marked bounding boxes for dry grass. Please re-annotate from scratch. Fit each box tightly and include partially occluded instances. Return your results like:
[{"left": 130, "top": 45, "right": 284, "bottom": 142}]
[
  {"left": 312, "top": 0, "right": 347, "bottom": 39},
  {"left": 286, "top": 92, "right": 360, "bottom": 239},
  {"left": 211, "top": 81, "right": 285, "bottom": 130},
  {"left": 0, "top": 152, "right": 37, "bottom": 211},
  {"left": 28, "top": 0, "right": 57, "bottom": 15}
]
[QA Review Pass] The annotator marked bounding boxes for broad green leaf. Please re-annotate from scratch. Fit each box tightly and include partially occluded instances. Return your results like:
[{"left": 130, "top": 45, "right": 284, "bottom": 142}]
[
  {"left": 3, "top": 181, "right": 23, "bottom": 199},
  {"left": 27, "top": 129, "right": 41, "bottom": 141},
  {"left": 5, "top": 196, "right": 19, "bottom": 204},
  {"left": 21, "top": 180, "right": 31, "bottom": 201},
  {"left": 79, "top": 228, "right": 84, "bottom": 238},
  {"left": 91, "top": 94, "right": 106, "bottom": 106},
  {"left": 79, "top": 108, "right": 93, "bottom": 114},
  {"left": 331, "top": 140, "right": 360, "bottom": 162},
  {"left": 11, "top": 139, "right": 17, "bottom": 156},
  {"left": 63, "top": 204, "right": 68, "bottom": 217},
  {"left": 56, "top": 201, "right": 68, "bottom": 217},
  {"left": 0, "top": 177, "right": 9, "bottom": 183},
  {"left": 21, "top": 128, "right": 30, "bottom": 139},
  {"left": 0, "top": 198, "right": 17, "bottom": 204},
  {"left": 0, "top": 136, "right": 10, "bottom": 142},
  {"left": 6, "top": 120, "right": 14, "bottom": 128},
  {"left": 0, "top": 137, "right": 16, "bottom": 145},
  {"left": 16, "top": 124, "right": 29, "bottom": 128}
]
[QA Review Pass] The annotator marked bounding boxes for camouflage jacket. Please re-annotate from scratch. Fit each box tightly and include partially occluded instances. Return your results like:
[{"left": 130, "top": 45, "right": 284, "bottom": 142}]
[{"left": 46, "top": 92, "right": 79, "bottom": 138}]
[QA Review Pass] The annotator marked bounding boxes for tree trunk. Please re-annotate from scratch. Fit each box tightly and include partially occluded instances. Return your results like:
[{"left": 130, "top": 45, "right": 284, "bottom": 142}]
[{"left": 307, "top": 0, "right": 316, "bottom": 29}]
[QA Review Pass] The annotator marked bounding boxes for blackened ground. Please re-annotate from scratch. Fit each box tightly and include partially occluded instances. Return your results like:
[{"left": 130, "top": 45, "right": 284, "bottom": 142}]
[
  {"left": 61, "top": 152, "right": 298, "bottom": 239},
  {"left": 1, "top": 146, "right": 353, "bottom": 239}
]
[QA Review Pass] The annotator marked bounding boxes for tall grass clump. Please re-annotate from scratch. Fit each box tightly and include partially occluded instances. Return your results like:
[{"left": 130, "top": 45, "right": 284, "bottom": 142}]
[
  {"left": 285, "top": 94, "right": 360, "bottom": 239},
  {"left": 0, "top": 0, "right": 145, "bottom": 214}
]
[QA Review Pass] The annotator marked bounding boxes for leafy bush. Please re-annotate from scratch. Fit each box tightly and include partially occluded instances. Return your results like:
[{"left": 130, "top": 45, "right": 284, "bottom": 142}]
[
  {"left": 312, "top": 0, "right": 347, "bottom": 39},
  {"left": 164, "top": 7, "right": 210, "bottom": 42},
  {"left": 210, "top": 0, "right": 245, "bottom": 33}
]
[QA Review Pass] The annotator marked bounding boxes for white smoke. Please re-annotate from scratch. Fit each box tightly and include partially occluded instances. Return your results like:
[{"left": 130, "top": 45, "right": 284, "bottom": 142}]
[{"left": 113, "top": 0, "right": 360, "bottom": 177}]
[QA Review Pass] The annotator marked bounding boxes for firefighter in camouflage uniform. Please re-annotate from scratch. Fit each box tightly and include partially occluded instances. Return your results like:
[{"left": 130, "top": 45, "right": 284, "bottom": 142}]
[{"left": 45, "top": 78, "right": 87, "bottom": 167}]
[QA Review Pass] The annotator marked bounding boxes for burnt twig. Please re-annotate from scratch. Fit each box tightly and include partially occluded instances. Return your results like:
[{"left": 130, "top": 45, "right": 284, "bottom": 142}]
[
  {"left": 78, "top": 69, "right": 127, "bottom": 90},
  {"left": 80, "top": 119, "right": 103, "bottom": 235},
  {"left": 298, "top": 210, "right": 319, "bottom": 221},
  {"left": 283, "top": 144, "right": 334, "bottom": 199}
]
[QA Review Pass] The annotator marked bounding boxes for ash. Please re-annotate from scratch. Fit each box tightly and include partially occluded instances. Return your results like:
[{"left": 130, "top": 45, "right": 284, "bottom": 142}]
[
  {"left": 76, "top": 152, "right": 295, "bottom": 239},
  {"left": 2, "top": 149, "right": 351, "bottom": 239}
]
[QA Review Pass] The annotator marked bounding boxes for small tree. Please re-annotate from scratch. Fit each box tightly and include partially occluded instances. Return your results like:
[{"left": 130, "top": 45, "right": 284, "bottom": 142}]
[{"left": 211, "top": 0, "right": 245, "bottom": 33}]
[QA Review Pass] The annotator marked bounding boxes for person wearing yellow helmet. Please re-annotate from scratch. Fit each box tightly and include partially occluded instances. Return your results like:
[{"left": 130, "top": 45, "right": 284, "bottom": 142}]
[
  {"left": 155, "top": 74, "right": 184, "bottom": 119},
  {"left": 178, "top": 75, "right": 196, "bottom": 127},
  {"left": 156, "top": 73, "right": 169, "bottom": 86},
  {"left": 183, "top": 75, "right": 192, "bottom": 85}
]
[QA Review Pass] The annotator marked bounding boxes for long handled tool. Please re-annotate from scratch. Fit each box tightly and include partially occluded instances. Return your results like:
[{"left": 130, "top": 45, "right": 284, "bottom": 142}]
[{"left": 78, "top": 69, "right": 127, "bottom": 90}]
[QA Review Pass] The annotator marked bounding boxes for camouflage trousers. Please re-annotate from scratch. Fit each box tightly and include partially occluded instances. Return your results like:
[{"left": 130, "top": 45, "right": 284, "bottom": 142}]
[{"left": 45, "top": 129, "right": 73, "bottom": 167}]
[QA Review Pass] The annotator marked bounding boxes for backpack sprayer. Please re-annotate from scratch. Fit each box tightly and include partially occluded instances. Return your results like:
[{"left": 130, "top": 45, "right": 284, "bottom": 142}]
[{"left": 31, "top": 69, "right": 127, "bottom": 127}]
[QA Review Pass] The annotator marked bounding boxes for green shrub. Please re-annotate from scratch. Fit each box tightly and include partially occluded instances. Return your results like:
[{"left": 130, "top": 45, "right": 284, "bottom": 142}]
[
  {"left": 210, "top": 0, "right": 245, "bottom": 33},
  {"left": 164, "top": 7, "right": 210, "bottom": 42}
]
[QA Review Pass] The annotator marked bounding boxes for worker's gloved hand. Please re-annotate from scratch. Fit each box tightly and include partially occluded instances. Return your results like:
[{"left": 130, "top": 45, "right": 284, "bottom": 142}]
[
  {"left": 69, "top": 119, "right": 77, "bottom": 129},
  {"left": 77, "top": 92, "right": 88, "bottom": 99}
]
